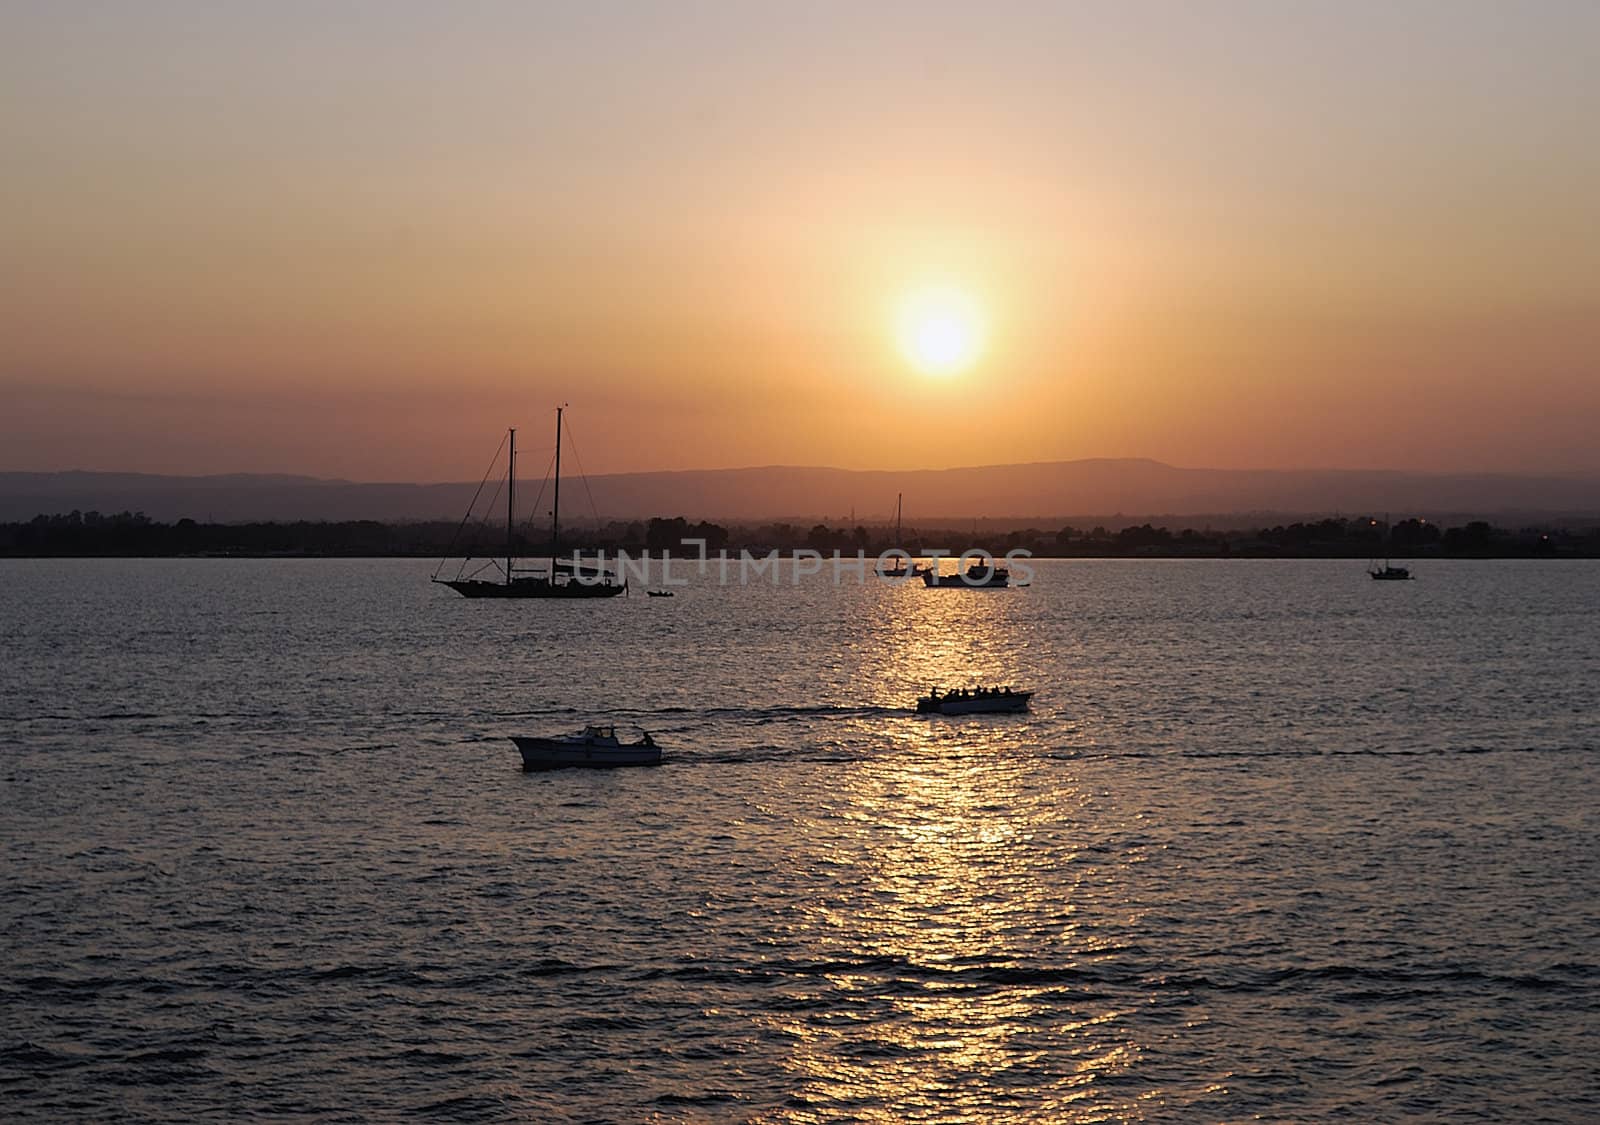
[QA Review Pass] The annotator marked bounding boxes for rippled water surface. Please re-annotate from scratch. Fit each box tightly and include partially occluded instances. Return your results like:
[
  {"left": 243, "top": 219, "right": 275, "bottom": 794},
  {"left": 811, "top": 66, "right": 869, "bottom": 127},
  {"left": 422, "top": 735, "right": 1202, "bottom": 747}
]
[{"left": 2, "top": 558, "right": 1597, "bottom": 1121}]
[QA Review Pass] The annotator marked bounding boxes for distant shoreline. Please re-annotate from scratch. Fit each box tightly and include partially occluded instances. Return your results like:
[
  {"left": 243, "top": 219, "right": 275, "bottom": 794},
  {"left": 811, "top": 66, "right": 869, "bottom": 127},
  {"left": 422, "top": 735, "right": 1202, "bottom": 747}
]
[{"left": 3, "top": 513, "right": 1594, "bottom": 560}]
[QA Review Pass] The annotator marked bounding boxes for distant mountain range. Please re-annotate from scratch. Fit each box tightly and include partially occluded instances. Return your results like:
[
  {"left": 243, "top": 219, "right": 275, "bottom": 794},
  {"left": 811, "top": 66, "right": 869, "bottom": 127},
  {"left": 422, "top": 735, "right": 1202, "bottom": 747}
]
[{"left": 1, "top": 462, "right": 1595, "bottom": 525}]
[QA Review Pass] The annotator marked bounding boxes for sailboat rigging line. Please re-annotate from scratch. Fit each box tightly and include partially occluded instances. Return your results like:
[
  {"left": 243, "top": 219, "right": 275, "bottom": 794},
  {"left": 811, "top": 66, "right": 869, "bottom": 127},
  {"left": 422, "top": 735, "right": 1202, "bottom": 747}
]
[
  {"left": 460, "top": 473, "right": 509, "bottom": 579},
  {"left": 514, "top": 451, "right": 556, "bottom": 570},
  {"left": 561, "top": 414, "right": 606, "bottom": 530},
  {"left": 433, "top": 430, "right": 509, "bottom": 580}
]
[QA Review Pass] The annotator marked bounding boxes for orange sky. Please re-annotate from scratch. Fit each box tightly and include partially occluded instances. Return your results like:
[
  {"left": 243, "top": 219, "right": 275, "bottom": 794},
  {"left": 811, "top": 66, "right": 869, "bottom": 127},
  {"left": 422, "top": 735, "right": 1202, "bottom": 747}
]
[{"left": 2, "top": 1, "right": 1597, "bottom": 480}]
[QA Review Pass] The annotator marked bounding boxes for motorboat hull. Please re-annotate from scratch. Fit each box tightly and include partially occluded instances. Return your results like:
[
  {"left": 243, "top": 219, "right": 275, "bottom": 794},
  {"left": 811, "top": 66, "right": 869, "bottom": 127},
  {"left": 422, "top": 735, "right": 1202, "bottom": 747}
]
[
  {"left": 916, "top": 692, "right": 1033, "bottom": 715},
  {"left": 512, "top": 736, "right": 662, "bottom": 769},
  {"left": 923, "top": 571, "right": 1009, "bottom": 588}
]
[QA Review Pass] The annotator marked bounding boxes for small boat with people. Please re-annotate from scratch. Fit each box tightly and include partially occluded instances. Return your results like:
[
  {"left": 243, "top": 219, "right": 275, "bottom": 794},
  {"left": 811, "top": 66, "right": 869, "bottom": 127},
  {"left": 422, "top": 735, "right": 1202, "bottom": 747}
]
[
  {"left": 511, "top": 725, "right": 662, "bottom": 770},
  {"left": 916, "top": 686, "right": 1033, "bottom": 715},
  {"left": 923, "top": 560, "right": 1009, "bottom": 588},
  {"left": 647, "top": 589, "right": 675, "bottom": 597}
]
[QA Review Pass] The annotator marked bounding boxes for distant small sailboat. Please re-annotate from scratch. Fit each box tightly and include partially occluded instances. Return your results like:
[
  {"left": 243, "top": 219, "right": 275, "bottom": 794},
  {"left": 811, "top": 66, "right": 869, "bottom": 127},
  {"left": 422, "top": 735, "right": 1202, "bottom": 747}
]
[
  {"left": 511, "top": 725, "right": 661, "bottom": 770},
  {"left": 877, "top": 493, "right": 929, "bottom": 578},
  {"left": 1369, "top": 515, "right": 1413, "bottom": 580},
  {"left": 916, "top": 686, "right": 1033, "bottom": 715},
  {"left": 433, "top": 407, "right": 626, "bottom": 599}
]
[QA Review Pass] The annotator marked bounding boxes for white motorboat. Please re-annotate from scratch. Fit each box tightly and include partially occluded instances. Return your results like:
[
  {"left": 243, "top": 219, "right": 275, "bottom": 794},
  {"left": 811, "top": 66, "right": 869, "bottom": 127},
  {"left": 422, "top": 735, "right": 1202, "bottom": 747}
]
[{"left": 511, "top": 725, "right": 661, "bottom": 770}]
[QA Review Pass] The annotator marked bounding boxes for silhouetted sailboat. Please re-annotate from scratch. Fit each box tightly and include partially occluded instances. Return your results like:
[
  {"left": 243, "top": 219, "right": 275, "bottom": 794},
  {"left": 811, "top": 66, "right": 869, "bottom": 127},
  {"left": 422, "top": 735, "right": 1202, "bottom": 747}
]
[
  {"left": 1369, "top": 514, "right": 1413, "bottom": 581},
  {"left": 876, "top": 493, "right": 929, "bottom": 578},
  {"left": 433, "top": 407, "right": 626, "bottom": 598}
]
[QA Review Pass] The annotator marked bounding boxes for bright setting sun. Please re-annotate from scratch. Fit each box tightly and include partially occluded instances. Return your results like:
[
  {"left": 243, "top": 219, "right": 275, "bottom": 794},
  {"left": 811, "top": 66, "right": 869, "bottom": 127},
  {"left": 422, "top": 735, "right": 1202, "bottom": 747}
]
[{"left": 895, "top": 284, "right": 986, "bottom": 376}]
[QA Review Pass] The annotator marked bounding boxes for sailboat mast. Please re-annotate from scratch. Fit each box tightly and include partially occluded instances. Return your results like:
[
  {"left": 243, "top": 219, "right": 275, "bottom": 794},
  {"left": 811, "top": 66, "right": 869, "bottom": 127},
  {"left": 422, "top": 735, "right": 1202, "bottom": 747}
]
[
  {"left": 506, "top": 428, "right": 516, "bottom": 584},
  {"left": 550, "top": 406, "right": 563, "bottom": 578},
  {"left": 895, "top": 492, "right": 903, "bottom": 544}
]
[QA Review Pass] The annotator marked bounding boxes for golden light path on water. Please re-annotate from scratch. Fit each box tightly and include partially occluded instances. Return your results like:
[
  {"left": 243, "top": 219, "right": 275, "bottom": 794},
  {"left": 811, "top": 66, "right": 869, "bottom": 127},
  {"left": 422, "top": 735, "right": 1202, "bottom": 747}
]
[{"left": 745, "top": 580, "right": 1158, "bottom": 1121}]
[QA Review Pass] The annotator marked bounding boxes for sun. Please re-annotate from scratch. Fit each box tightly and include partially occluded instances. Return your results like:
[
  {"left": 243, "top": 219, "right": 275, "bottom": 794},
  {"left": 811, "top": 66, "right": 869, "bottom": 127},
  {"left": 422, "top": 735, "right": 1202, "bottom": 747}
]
[{"left": 895, "top": 284, "right": 986, "bottom": 376}]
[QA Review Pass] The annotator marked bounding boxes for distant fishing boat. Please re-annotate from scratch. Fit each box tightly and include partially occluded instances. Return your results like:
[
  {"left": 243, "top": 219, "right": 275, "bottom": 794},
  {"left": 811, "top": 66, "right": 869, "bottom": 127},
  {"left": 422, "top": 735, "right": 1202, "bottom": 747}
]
[
  {"left": 923, "top": 559, "right": 1009, "bottom": 587},
  {"left": 511, "top": 725, "right": 661, "bottom": 770},
  {"left": 877, "top": 493, "right": 929, "bottom": 578},
  {"left": 647, "top": 589, "right": 675, "bottom": 598},
  {"left": 916, "top": 686, "right": 1033, "bottom": 714},
  {"left": 433, "top": 407, "right": 626, "bottom": 599},
  {"left": 1369, "top": 514, "right": 1413, "bottom": 581}
]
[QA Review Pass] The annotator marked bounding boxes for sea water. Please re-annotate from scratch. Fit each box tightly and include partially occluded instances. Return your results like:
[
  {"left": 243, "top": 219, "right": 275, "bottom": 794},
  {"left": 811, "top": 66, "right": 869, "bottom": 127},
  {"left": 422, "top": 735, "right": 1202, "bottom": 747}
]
[{"left": 2, "top": 558, "right": 1596, "bottom": 1121}]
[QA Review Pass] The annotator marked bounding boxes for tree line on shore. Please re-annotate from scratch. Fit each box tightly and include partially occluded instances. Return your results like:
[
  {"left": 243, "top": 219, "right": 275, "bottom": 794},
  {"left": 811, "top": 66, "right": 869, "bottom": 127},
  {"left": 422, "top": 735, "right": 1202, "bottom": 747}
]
[{"left": 3, "top": 510, "right": 1595, "bottom": 558}]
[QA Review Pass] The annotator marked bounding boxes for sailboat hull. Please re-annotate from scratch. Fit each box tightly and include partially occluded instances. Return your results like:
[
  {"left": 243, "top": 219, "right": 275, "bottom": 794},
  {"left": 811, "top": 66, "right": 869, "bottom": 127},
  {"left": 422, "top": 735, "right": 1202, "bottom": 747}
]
[
  {"left": 877, "top": 565, "right": 930, "bottom": 578},
  {"left": 437, "top": 578, "right": 626, "bottom": 599}
]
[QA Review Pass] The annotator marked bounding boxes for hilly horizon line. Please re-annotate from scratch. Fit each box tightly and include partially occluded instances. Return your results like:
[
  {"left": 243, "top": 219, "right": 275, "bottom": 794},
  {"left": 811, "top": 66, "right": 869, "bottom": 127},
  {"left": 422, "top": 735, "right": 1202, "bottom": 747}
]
[
  {"left": 10, "top": 456, "right": 1600, "bottom": 488},
  {"left": 2, "top": 460, "right": 1596, "bottom": 528}
]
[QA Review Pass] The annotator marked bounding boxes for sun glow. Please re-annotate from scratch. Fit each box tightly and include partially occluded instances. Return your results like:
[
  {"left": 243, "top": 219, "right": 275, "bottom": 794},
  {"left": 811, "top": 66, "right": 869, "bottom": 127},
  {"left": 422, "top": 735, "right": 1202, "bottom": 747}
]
[{"left": 895, "top": 285, "right": 986, "bottom": 376}]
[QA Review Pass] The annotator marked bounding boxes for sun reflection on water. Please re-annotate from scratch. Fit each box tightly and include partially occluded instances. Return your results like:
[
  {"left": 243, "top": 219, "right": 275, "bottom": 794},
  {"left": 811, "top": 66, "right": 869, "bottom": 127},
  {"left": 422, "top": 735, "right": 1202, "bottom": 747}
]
[{"left": 750, "top": 585, "right": 1152, "bottom": 1121}]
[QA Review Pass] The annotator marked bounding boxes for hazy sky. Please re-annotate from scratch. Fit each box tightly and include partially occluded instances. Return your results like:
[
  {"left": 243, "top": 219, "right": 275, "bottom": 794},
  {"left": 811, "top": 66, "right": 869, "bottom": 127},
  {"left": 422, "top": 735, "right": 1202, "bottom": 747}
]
[{"left": 3, "top": 0, "right": 1596, "bottom": 480}]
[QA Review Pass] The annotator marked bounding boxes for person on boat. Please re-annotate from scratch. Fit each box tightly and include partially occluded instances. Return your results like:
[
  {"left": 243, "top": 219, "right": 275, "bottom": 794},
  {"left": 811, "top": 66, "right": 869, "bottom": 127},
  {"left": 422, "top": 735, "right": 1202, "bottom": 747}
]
[{"left": 641, "top": 731, "right": 657, "bottom": 748}]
